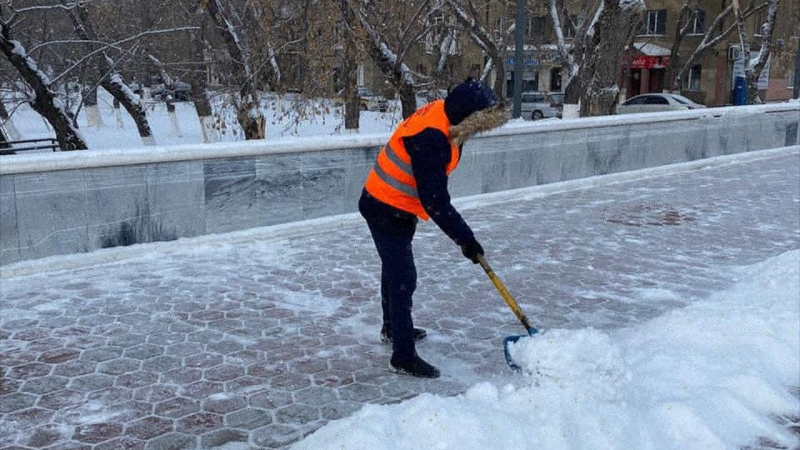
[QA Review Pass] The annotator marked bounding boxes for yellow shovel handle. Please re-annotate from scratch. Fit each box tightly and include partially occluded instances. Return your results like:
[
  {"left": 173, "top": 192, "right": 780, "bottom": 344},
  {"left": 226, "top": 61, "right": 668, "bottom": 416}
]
[{"left": 477, "top": 255, "right": 534, "bottom": 332}]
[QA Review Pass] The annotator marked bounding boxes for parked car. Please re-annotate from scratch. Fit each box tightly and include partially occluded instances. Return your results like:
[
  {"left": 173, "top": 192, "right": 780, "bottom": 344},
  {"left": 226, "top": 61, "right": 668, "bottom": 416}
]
[
  {"left": 151, "top": 81, "right": 192, "bottom": 102},
  {"left": 358, "top": 86, "right": 388, "bottom": 112},
  {"left": 616, "top": 93, "right": 706, "bottom": 115},
  {"left": 520, "top": 92, "right": 563, "bottom": 120}
]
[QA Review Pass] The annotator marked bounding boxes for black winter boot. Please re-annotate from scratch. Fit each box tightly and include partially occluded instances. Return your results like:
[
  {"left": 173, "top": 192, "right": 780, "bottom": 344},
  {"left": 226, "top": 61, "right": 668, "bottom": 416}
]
[
  {"left": 389, "top": 354, "right": 440, "bottom": 378},
  {"left": 380, "top": 324, "right": 427, "bottom": 344}
]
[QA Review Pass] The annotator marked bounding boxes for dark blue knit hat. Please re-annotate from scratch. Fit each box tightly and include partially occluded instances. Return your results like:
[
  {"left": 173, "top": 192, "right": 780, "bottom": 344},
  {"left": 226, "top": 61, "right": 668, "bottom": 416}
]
[{"left": 444, "top": 78, "right": 498, "bottom": 126}]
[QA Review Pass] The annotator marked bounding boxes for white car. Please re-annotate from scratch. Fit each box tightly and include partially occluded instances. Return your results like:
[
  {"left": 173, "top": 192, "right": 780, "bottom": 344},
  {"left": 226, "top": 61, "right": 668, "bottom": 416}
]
[
  {"left": 520, "top": 92, "right": 564, "bottom": 120},
  {"left": 357, "top": 87, "right": 388, "bottom": 112},
  {"left": 616, "top": 93, "right": 706, "bottom": 115}
]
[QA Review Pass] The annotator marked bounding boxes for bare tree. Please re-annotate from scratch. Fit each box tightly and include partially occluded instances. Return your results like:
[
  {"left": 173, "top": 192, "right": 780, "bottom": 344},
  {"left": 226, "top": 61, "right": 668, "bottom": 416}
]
[
  {"left": 736, "top": 0, "right": 780, "bottom": 103},
  {"left": 669, "top": 1, "right": 769, "bottom": 92},
  {"left": 62, "top": 0, "right": 158, "bottom": 145},
  {"left": 338, "top": 0, "right": 432, "bottom": 118},
  {"left": 445, "top": 0, "right": 514, "bottom": 99},
  {"left": 0, "top": 6, "right": 87, "bottom": 150},
  {"left": 199, "top": 0, "right": 265, "bottom": 140},
  {"left": 188, "top": 6, "right": 218, "bottom": 143},
  {"left": 577, "top": 0, "right": 644, "bottom": 116},
  {"left": 549, "top": 0, "right": 595, "bottom": 105},
  {"left": 0, "top": 95, "right": 21, "bottom": 140}
]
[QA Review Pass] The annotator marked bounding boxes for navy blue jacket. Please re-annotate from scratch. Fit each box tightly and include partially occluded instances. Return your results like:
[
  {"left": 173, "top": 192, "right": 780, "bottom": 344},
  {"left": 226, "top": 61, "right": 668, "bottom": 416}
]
[{"left": 359, "top": 80, "right": 496, "bottom": 246}]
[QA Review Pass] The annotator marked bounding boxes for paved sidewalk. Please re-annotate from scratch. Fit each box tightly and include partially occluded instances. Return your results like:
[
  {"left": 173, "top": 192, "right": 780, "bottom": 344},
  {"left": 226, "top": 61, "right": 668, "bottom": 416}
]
[{"left": 1, "top": 151, "right": 798, "bottom": 449}]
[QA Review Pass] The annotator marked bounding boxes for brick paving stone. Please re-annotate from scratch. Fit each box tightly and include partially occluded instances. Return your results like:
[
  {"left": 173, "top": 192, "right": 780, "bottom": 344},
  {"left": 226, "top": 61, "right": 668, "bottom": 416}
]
[
  {"left": 224, "top": 408, "right": 273, "bottom": 430},
  {"left": 175, "top": 412, "right": 223, "bottom": 435},
  {"left": 0, "top": 393, "right": 36, "bottom": 413},
  {"left": 126, "top": 416, "right": 173, "bottom": 440},
  {"left": 154, "top": 397, "right": 200, "bottom": 419},
  {"left": 1, "top": 153, "right": 798, "bottom": 449},
  {"left": 143, "top": 432, "right": 197, "bottom": 450},
  {"left": 20, "top": 376, "right": 68, "bottom": 395},
  {"left": 73, "top": 422, "right": 124, "bottom": 444}
]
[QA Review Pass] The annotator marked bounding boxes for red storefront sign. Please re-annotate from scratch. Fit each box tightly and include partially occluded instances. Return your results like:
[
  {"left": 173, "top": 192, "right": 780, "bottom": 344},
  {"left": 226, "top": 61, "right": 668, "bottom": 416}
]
[{"left": 629, "top": 55, "right": 670, "bottom": 69}]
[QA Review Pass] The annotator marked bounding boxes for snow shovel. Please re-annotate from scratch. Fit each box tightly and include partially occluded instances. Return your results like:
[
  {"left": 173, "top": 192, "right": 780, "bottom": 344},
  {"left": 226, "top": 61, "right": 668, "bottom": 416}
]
[{"left": 477, "top": 255, "right": 539, "bottom": 372}]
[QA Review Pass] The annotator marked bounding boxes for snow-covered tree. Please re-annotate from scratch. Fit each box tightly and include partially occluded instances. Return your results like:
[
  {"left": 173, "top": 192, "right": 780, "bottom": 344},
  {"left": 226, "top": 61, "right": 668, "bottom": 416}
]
[
  {"left": 62, "top": 0, "right": 158, "bottom": 145},
  {"left": 668, "top": 0, "right": 769, "bottom": 94},
  {"left": 0, "top": 9, "right": 87, "bottom": 150},
  {"left": 444, "top": 0, "right": 515, "bottom": 99},
  {"left": 199, "top": 0, "right": 265, "bottom": 140},
  {"left": 337, "top": 0, "right": 433, "bottom": 119},
  {"left": 736, "top": 0, "right": 780, "bottom": 104},
  {"left": 548, "top": 0, "right": 644, "bottom": 116}
]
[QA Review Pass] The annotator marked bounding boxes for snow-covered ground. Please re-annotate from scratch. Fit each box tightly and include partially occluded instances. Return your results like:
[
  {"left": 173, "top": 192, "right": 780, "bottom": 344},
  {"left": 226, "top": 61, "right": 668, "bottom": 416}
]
[
  {"left": 293, "top": 250, "right": 800, "bottom": 450},
  {"left": 6, "top": 90, "right": 405, "bottom": 149}
]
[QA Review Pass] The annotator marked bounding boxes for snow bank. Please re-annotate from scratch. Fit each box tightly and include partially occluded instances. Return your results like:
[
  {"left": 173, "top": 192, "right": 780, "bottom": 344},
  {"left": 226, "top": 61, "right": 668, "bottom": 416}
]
[{"left": 292, "top": 251, "right": 800, "bottom": 450}]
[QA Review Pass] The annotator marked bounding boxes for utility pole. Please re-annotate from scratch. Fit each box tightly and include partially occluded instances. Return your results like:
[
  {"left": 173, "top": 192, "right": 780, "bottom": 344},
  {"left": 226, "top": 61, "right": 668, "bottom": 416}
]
[
  {"left": 512, "top": 0, "right": 526, "bottom": 118},
  {"left": 793, "top": 37, "right": 800, "bottom": 100}
]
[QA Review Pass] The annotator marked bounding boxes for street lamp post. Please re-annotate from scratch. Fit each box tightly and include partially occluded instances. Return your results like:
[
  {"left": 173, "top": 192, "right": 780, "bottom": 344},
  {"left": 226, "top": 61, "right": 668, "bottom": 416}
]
[
  {"left": 512, "top": 0, "right": 526, "bottom": 118},
  {"left": 793, "top": 37, "right": 800, "bottom": 100}
]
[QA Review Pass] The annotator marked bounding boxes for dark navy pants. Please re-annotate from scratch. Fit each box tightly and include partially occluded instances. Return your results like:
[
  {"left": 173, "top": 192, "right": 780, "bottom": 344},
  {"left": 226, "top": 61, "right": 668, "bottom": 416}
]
[{"left": 360, "top": 195, "right": 418, "bottom": 361}]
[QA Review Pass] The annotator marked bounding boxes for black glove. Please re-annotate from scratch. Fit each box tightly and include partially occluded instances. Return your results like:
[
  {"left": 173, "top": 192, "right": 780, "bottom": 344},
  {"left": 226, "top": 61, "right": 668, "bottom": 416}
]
[{"left": 461, "top": 239, "right": 484, "bottom": 264}]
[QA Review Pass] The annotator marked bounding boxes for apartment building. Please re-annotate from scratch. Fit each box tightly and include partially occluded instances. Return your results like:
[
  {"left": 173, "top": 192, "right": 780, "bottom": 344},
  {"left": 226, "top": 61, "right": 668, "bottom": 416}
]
[{"left": 390, "top": 0, "right": 798, "bottom": 106}]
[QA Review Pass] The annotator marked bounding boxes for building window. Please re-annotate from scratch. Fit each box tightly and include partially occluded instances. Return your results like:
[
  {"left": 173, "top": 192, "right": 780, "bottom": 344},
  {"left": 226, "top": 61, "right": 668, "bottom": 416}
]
[
  {"left": 550, "top": 67, "right": 563, "bottom": 92},
  {"left": 564, "top": 14, "right": 578, "bottom": 38},
  {"left": 688, "top": 10, "right": 705, "bottom": 35},
  {"left": 788, "top": 68, "right": 795, "bottom": 89},
  {"left": 683, "top": 65, "right": 702, "bottom": 91},
  {"left": 426, "top": 10, "right": 445, "bottom": 54},
  {"left": 639, "top": 9, "right": 667, "bottom": 36},
  {"left": 753, "top": 9, "right": 765, "bottom": 36},
  {"left": 527, "top": 16, "right": 546, "bottom": 42}
]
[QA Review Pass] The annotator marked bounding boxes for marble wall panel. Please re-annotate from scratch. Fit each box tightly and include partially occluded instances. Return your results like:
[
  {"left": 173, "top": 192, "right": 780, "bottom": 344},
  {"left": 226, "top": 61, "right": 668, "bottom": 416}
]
[
  {"left": 147, "top": 161, "right": 206, "bottom": 241},
  {"left": 15, "top": 169, "right": 88, "bottom": 260},
  {"left": 255, "top": 154, "right": 304, "bottom": 226},
  {"left": 585, "top": 127, "right": 631, "bottom": 176},
  {"left": 784, "top": 118, "right": 798, "bottom": 147},
  {"left": 0, "top": 175, "right": 19, "bottom": 265},
  {"left": 204, "top": 158, "right": 257, "bottom": 234},
  {"left": 301, "top": 151, "right": 347, "bottom": 219},
  {"left": 343, "top": 146, "right": 381, "bottom": 213},
  {"left": 448, "top": 151, "right": 482, "bottom": 197},
  {"left": 84, "top": 165, "right": 150, "bottom": 250}
]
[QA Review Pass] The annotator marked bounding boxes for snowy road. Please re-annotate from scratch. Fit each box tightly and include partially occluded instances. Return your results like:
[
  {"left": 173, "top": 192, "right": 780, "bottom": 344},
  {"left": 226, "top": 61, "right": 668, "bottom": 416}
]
[{"left": 1, "top": 150, "right": 798, "bottom": 449}]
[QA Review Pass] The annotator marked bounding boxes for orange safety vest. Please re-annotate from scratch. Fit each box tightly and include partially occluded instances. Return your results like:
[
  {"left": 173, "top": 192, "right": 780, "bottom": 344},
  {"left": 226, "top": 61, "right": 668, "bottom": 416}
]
[{"left": 364, "top": 100, "right": 460, "bottom": 220}]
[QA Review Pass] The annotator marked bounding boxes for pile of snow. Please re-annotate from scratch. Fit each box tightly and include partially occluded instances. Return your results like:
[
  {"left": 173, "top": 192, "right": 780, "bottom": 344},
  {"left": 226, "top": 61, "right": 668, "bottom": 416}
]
[{"left": 292, "top": 251, "right": 800, "bottom": 450}]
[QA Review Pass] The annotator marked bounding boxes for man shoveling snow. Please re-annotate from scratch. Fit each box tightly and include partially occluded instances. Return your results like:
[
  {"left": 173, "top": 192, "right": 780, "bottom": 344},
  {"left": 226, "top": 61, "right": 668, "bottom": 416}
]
[{"left": 359, "top": 78, "right": 507, "bottom": 378}]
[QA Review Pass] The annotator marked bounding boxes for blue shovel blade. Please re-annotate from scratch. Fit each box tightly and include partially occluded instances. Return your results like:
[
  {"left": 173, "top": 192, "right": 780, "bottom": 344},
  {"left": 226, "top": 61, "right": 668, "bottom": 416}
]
[{"left": 503, "top": 328, "right": 539, "bottom": 373}]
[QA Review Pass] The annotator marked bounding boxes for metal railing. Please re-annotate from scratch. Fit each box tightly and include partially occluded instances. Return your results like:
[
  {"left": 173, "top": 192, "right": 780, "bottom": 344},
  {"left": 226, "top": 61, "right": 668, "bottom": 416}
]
[{"left": 0, "top": 138, "right": 59, "bottom": 155}]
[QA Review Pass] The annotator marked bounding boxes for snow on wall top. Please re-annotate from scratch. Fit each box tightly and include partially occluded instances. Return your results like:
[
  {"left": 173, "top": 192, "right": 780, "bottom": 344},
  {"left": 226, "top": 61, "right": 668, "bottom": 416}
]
[{"left": 0, "top": 102, "right": 796, "bottom": 176}]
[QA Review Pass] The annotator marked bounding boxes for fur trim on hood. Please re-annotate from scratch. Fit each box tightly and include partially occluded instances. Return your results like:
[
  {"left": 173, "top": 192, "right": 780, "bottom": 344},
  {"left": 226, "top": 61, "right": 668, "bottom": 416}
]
[{"left": 449, "top": 104, "right": 509, "bottom": 147}]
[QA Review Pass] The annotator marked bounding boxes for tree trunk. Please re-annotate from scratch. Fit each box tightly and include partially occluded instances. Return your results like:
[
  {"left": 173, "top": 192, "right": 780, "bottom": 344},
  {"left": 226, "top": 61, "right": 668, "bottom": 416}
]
[
  {"left": 0, "top": 30, "right": 87, "bottom": 150},
  {"left": 66, "top": 2, "right": 155, "bottom": 144},
  {"left": 102, "top": 75, "right": 155, "bottom": 145},
  {"left": 191, "top": 9, "right": 218, "bottom": 143},
  {"left": 667, "top": 3, "right": 692, "bottom": 91},
  {"left": 343, "top": 36, "right": 360, "bottom": 131},
  {"left": 399, "top": 82, "right": 417, "bottom": 118},
  {"left": 0, "top": 98, "right": 20, "bottom": 141},
  {"left": 744, "top": 0, "right": 780, "bottom": 104},
  {"left": 113, "top": 97, "right": 124, "bottom": 128},
  {"left": 579, "top": 0, "right": 644, "bottom": 117},
  {"left": 84, "top": 85, "right": 104, "bottom": 128},
  {"left": 200, "top": 0, "right": 265, "bottom": 140},
  {"left": 0, "top": 122, "right": 10, "bottom": 149}
]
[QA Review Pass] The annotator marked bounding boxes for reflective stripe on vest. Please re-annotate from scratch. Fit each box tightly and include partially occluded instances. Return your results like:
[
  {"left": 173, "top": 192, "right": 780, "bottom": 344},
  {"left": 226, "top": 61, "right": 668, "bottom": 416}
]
[
  {"left": 363, "top": 100, "right": 458, "bottom": 220},
  {"left": 371, "top": 143, "right": 419, "bottom": 198}
]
